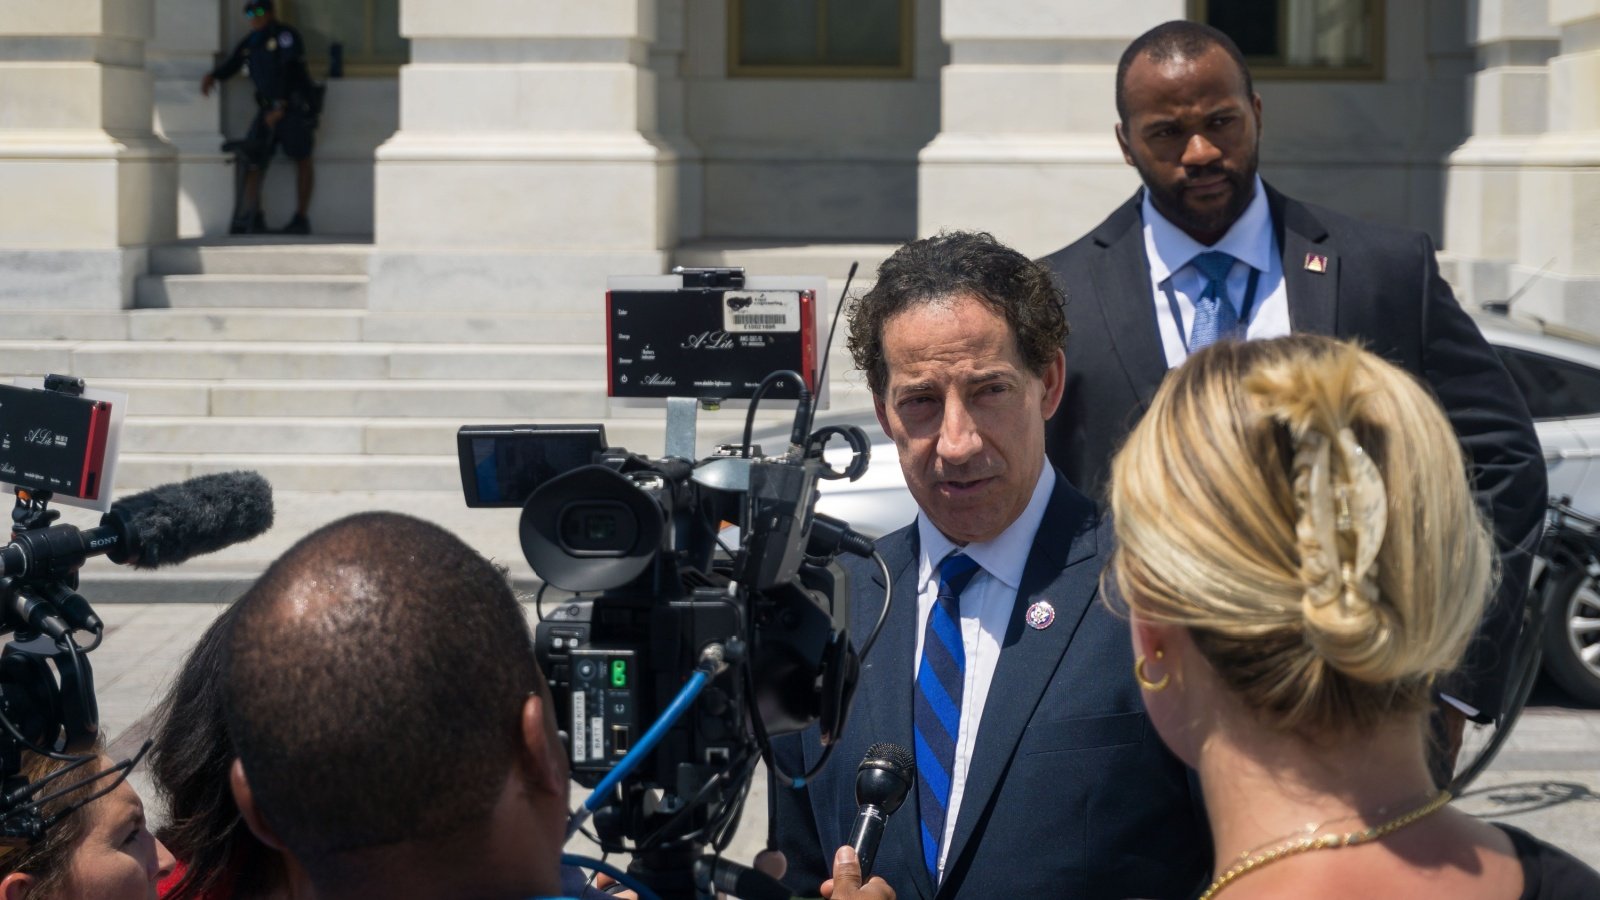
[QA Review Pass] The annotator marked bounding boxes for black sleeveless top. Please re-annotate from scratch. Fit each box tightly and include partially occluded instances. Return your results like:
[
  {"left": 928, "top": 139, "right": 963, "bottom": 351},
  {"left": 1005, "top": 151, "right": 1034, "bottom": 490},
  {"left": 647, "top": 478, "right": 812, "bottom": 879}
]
[{"left": 1497, "top": 824, "right": 1600, "bottom": 899}]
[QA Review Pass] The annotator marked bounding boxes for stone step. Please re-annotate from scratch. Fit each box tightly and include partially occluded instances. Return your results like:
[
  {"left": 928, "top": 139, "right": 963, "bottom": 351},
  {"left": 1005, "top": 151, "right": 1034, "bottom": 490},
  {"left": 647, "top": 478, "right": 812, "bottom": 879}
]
[
  {"left": 113, "top": 452, "right": 460, "bottom": 491},
  {"left": 128, "top": 308, "right": 366, "bottom": 342},
  {"left": 77, "top": 378, "right": 611, "bottom": 418},
  {"left": 135, "top": 274, "right": 369, "bottom": 309},
  {"left": 27, "top": 377, "right": 864, "bottom": 421},
  {"left": 0, "top": 309, "right": 606, "bottom": 344},
  {"left": 117, "top": 416, "right": 672, "bottom": 457},
  {"left": 6, "top": 341, "right": 606, "bottom": 381},
  {"left": 360, "top": 312, "right": 605, "bottom": 345},
  {"left": 4, "top": 310, "right": 133, "bottom": 341},
  {"left": 673, "top": 241, "right": 898, "bottom": 278},
  {"left": 59, "top": 489, "right": 537, "bottom": 601},
  {"left": 148, "top": 238, "right": 372, "bottom": 276}
]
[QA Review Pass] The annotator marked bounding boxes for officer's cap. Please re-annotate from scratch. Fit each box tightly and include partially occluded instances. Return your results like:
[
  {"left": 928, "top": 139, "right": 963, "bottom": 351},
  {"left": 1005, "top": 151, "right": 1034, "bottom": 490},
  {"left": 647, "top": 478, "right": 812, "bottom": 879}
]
[{"left": 244, "top": 0, "right": 273, "bottom": 12}]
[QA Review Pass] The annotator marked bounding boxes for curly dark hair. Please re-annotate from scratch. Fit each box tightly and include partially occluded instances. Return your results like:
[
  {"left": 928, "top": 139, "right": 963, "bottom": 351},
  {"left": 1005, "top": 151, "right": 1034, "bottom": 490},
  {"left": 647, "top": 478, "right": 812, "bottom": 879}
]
[
  {"left": 847, "top": 231, "right": 1068, "bottom": 396},
  {"left": 148, "top": 600, "right": 286, "bottom": 900}
]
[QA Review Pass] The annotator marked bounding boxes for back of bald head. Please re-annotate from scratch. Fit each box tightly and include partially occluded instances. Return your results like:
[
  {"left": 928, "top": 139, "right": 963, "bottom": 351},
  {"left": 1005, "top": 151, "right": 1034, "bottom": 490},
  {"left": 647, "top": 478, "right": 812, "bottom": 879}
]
[{"left": 224, "top": 512, "right": 539, "bottom": 876}]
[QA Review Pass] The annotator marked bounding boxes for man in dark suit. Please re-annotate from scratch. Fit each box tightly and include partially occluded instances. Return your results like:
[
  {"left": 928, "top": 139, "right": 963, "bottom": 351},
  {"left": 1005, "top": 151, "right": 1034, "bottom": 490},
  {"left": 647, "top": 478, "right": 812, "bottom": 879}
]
[
  {"left": 772, "top": 232, "right": 1208, "bottom": 899},
  {"left": 1039, "top": 22, "right": 1546, "bottom": 744}
]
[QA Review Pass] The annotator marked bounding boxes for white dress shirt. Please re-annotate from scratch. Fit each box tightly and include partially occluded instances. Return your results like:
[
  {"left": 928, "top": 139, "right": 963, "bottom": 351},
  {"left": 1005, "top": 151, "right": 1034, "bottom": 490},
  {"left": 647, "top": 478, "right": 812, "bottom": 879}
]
[
  {"left": 912, "top": 463, "right": 1055, "bottom": 881},
  {"left": 1143, "top": 175, "right": 1290, "bottom": 366}
]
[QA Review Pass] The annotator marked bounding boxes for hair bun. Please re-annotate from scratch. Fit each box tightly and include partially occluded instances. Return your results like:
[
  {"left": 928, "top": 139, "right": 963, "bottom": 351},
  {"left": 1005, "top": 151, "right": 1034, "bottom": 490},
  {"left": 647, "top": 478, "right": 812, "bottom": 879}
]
[{"left": 1245, "top": 347, "right": 1408, "bottom": 683}]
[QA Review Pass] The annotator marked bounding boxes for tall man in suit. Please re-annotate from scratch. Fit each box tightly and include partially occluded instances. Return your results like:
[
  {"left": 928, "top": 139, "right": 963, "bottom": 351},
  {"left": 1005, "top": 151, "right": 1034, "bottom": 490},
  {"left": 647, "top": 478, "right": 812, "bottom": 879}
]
[
  {"left": 772, "top": 232, "right": 1208, "bottom": 899},
  {"left": 1040, "top": 21, "right": 1546, "bottom": 749}
]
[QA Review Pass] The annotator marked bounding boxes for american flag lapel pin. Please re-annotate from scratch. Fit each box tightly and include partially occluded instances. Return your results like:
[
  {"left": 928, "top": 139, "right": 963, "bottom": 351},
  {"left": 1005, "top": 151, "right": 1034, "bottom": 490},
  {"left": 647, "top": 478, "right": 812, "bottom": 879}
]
[{"left": 1304, "top": 253, "right": 1328, "bottom": 274}]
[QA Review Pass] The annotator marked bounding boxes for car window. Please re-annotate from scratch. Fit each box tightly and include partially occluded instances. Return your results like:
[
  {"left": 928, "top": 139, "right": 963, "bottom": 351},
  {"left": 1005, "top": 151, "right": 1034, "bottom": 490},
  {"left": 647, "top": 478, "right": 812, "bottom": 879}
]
[{"left": 1493, "top": 345, "right": 1600, "bottom": 420}]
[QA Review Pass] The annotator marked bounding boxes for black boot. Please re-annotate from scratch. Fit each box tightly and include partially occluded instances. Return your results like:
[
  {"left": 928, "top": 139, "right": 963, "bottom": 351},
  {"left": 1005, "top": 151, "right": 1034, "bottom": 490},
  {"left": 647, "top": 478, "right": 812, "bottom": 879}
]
[
  {"left": 282, "top": 213, "right": 311, "bottom": 235},
  {"left": 231, "top": 211, "right": 267, "bottom": 235}
]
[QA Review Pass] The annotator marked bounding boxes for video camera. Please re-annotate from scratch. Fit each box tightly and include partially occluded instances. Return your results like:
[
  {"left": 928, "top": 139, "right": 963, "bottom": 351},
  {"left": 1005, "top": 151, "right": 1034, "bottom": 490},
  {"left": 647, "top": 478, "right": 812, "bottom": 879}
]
[
  {"left": 459, "top": 268, "right": 881, "bottom": 898},
  {"left": 0, "top": 376, "right": 275, "bottom": 849}
]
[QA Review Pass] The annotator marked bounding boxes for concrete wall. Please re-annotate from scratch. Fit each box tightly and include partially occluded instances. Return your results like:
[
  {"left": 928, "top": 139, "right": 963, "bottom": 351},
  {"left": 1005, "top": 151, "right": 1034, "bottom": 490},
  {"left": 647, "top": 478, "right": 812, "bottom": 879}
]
[
  {"left": 0, "top": 0, "right": 176, "bottom": 308},
  {"left": 1254, "top": 0, "right": 1470, "bottom": 244},
  {"left": 679, "top": 0, "right": 944, "bottom": 242}
]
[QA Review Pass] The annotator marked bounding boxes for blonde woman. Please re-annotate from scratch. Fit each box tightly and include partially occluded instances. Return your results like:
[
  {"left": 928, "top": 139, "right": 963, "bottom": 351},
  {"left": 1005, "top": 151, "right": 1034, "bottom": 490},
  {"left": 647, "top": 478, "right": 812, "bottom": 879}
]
[{"left": 1109, "top": 335, "right": 1599, "bottom": 899}]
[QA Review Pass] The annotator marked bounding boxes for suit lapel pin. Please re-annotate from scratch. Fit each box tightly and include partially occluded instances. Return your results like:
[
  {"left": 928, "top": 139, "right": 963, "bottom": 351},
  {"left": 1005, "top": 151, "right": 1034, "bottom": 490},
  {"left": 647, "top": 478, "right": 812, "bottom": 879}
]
[
  {"left": 1304, "top": 253, "right": 1328, "bottom": 274},
  {"left": 1025, "top": 600, "right": 1055, "bottom": 630}
]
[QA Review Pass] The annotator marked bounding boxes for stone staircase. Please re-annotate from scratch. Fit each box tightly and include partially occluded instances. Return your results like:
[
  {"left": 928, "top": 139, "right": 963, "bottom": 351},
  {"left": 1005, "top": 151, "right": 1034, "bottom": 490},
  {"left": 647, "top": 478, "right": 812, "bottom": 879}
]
[
  {"left": 2, "top": 237, "right": 673, "bottom": 493},
  {"left": 2, "top": 237, "right": 896, "bottom": 597}
]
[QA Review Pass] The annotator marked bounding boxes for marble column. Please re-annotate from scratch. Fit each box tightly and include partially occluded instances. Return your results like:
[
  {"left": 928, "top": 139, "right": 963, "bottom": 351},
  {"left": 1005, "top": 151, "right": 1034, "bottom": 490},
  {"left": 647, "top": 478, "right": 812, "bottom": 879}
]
[
  {"left": 916, "top": 0, "right": 1181, "bottom": 256},
  {"left": 1442, "top": 0, "right": 1559, "bottom": 306},
  {"left": 370, "top": 0, "right": 678, "bottom": 309},
  {"left": 1512, "top": 0, "right": 1600, "bottom": 334},
  {"left": 0, "top": 0, "right": 177, "bottom": 308},
  {"left": 148, "top": 0, "right": 228, "bottom": 238}
]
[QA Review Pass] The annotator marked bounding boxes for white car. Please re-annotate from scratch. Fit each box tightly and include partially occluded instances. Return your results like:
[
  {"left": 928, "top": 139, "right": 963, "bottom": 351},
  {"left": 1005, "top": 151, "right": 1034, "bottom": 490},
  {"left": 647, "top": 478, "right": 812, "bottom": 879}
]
[{"left": 768, "top": 313, "right": 1600, "bottom": 707}]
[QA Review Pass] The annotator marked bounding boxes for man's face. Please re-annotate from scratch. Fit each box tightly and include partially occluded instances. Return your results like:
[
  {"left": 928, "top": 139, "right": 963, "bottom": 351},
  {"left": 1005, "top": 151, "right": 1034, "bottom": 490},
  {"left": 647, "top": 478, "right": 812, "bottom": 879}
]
[
  {"left": 1116, "top": 45, "right": 1262, "bottom": 245},
  {"left": 873, "top": 294, "right": 1064, "bottom": 545},
  {"left": 246, "top": 6, "right": 272, "bottom": 31}
]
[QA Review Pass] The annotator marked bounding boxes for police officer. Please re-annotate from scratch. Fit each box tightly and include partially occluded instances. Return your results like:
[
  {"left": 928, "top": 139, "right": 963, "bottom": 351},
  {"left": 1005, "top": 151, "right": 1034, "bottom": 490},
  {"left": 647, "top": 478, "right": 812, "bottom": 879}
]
[{"left": 202, "top": 0, "right": 317, "bottom": 235}]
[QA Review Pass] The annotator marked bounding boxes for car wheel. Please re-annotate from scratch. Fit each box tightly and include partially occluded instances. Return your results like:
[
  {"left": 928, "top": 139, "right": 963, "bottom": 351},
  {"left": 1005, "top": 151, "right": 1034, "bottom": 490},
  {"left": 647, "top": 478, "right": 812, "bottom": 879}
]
[{"left": 1540, "top": 560, "right": 1600, "bottom": 707}]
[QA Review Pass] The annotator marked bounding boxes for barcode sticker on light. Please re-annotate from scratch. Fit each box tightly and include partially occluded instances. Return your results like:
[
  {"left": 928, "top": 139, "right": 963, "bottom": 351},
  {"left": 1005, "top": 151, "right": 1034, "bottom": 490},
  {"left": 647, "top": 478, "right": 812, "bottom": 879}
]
[
  {"left": 572, "top": 692, "right": 587, "bottom": 763},
  {"left": 723, "top": 292, "right": 801, "bottom": 333}
]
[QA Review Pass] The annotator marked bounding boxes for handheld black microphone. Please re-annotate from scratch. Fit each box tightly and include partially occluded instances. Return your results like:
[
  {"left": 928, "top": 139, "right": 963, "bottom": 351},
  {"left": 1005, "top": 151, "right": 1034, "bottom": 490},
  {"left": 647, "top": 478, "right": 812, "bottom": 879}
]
[
  {"left": 1, "top": 471, "right": 275, "bottom": 580},
  {"left": 848, "top": 741, "right": 915, "bottom": 879}
]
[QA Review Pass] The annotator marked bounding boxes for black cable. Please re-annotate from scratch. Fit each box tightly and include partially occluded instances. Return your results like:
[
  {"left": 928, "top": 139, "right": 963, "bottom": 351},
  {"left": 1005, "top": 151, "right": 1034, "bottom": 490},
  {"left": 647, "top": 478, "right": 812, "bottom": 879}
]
[
  {"left": 857, "top": 550, "right": 894, "bottom": 661},
  {"left": 0, "top": 754, "right": 93, "bottom": 816},
  {"left": 741, "top": 369, "right": 809, "bottom": 459},
  {"left": 711, "top": 756, "right": 756, "bottom": 852},
  {"left": 744, "top": 660, "right": 839, "bottom": 789},
  {"left": 38, "top": 741, "right": 150, "bottom": 828},
  {"left": 531, "top": 581, "right": 548, "bottom": 622},
  {"left": 803, "top": 262, "right": 858, "bottom": 441}
]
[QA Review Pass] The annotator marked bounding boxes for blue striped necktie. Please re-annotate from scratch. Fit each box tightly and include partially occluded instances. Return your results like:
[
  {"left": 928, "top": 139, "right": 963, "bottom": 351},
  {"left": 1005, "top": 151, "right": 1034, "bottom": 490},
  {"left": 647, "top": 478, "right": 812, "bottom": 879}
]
[
  {"left": 914, "top": 552, "right": 982, "bottom": 883},
  {"left": 1188, "top": 250, "right": 1240, "bottom": 349}
]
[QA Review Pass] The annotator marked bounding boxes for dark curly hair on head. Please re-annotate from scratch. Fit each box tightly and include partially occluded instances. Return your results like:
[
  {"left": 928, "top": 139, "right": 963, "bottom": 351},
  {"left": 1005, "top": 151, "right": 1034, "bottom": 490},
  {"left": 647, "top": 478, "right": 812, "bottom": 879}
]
[{"left": 847, "top": 230, "right": 1068, "bottom": 397}]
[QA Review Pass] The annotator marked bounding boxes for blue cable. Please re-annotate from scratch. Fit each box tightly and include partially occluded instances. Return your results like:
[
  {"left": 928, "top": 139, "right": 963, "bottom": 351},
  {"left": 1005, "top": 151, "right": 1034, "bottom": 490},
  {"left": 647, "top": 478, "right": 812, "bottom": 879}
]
[
  {"left": 566, "top": 669, "right": 710, "bottom": 839},
  {"left": 561, "top": 852, "right": 663, "bottom": 900}
]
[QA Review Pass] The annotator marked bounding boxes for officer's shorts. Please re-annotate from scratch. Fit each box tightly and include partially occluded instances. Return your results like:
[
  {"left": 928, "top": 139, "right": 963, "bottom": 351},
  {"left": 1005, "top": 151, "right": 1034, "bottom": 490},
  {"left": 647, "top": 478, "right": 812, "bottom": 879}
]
[{"left": 245, "top": 108, "right": 315, "bottom": 164}]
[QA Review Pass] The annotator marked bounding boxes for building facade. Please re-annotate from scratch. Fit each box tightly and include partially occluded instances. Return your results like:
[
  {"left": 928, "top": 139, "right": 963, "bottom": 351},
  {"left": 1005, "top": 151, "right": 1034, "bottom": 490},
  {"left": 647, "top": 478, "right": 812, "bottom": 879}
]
[{"left": 3, "top": 0, "right": 1596, "bottom": 326}]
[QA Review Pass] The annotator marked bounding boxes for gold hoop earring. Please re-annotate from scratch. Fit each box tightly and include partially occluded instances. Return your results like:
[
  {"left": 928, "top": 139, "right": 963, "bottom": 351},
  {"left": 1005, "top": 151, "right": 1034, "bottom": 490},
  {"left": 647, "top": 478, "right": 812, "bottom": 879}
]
[{"left": 1135, "top": 650, "right": 1170, "bottom": 692}]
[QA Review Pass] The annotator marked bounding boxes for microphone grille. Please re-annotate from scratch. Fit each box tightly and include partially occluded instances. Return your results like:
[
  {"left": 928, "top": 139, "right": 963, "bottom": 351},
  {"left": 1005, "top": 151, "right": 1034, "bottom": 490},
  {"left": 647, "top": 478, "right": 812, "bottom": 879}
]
[{"left": 863, "top": 741, "right": 914, "bottom": 774}]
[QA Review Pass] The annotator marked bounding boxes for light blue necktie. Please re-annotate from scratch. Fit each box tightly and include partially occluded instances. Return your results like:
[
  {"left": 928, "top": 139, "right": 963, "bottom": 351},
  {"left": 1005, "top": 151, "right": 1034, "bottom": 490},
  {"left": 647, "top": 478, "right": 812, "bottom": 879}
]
[
  {"left": 914, "top": 552, "right": 982, "bottom": 884},
  {"left": 1188, "top": 250, "right": 1240, "bottom": 350}
]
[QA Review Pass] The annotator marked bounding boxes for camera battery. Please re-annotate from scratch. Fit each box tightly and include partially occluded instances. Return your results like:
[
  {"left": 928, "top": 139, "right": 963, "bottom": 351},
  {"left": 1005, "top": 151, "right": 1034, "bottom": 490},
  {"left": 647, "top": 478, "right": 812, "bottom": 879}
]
[{"left": 568, "top": 647, "right": 639, "bottom": 773}]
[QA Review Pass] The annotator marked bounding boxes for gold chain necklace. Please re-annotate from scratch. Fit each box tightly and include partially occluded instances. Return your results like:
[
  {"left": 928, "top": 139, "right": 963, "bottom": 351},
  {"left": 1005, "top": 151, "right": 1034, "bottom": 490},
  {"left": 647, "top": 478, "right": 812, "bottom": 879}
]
[{"left": 1198, "top": 790, "right": 1453, "bottom": 900}]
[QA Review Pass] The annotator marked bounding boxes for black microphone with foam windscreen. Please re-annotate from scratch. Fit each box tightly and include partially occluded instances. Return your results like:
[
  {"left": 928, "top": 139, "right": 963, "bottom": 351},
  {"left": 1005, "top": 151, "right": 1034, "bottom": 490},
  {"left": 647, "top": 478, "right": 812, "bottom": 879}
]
[
  {"left": 98, "top": 470, "right": 275, "bottom": 568},
  {"left": 1, "top": 472, "right": 274, "bottom": 633},
  {"left": 848, "top": 741, "right": 915, "bottom": 880}
]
